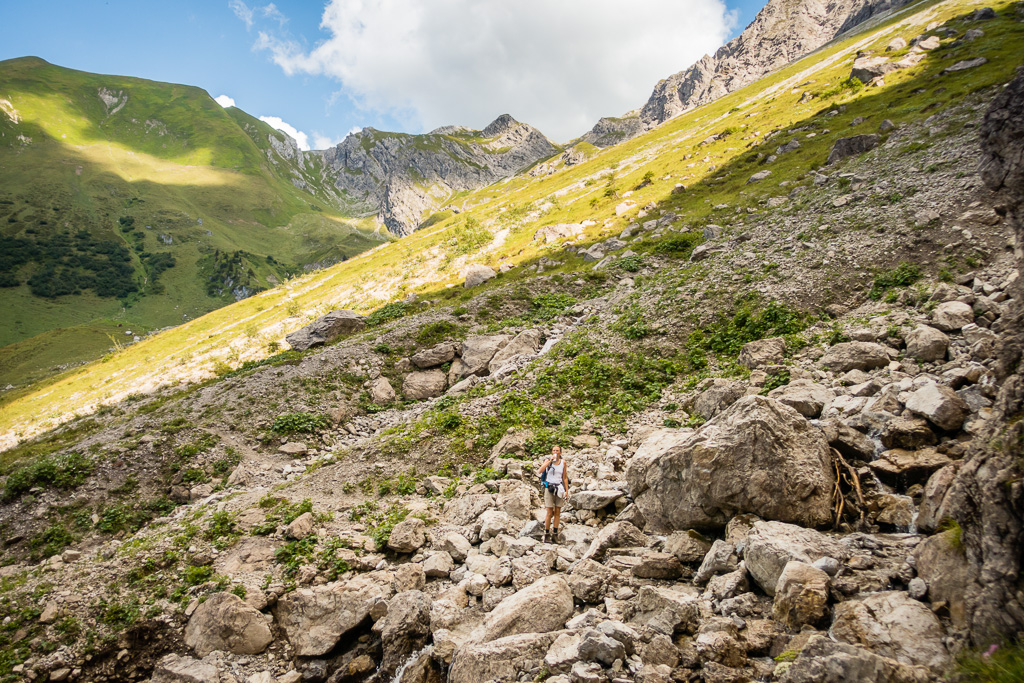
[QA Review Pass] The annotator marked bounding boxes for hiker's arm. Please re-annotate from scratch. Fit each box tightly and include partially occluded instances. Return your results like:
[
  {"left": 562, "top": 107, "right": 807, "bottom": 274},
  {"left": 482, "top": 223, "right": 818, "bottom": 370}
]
[
  {"left": 536, "top": 458, "right": 550, "bottom": 476},
  {"left": 562, "top": 466, "right": 569, "bottom": 490}
]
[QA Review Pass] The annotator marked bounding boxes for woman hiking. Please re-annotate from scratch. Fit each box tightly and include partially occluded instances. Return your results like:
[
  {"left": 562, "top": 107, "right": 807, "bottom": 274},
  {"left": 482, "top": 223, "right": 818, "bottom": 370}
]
[{"left": 536, "top": 445, "right": 570, "bottom": 543}]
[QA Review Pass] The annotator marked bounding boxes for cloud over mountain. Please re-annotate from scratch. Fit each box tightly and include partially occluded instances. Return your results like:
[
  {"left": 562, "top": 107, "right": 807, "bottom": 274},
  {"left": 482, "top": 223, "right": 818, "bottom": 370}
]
[{"left": 251, "top": 0, "right": 737, "bottom": 141}]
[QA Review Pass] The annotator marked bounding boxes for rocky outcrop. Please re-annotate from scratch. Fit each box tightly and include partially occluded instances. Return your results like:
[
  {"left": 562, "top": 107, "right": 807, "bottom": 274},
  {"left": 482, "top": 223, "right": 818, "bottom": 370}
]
[
  {"left": 285, "top": 310, "right": 366, "bottom": 350},
  {"left": 273, "top": 576, "right": 390, "bottom": 656},
  {"left": 183, "top": 592, "right": 273, "bottom": 657},
  {"left": 944, "top": 65, "right": 1024, "bottom": 646},
  {"left": 583, "top": 0, "right": 913, "bottom": 145},
  {"left": 627, "top": 396, "right": 835, "bottom": 531},
  {"left": 321, "top": 115, "right": 557, "bottom": 235}
]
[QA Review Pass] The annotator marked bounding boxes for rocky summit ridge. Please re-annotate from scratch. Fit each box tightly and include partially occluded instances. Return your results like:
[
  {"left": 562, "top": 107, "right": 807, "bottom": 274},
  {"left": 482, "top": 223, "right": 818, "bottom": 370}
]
[
  {"left": 319, "top": 115, "right": 558, "bottom": 236},
  {"left": 583, "top": 0, "right": 914, "bottom": 147}
]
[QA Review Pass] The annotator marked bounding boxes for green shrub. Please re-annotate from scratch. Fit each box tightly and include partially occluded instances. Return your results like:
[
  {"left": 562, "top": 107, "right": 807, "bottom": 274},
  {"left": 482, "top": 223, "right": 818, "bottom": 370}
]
[
  {"left": 366, "top": 302, "right": 409, "bottom": 327},
  {"left": 174, "top": 433, "right": 220, "bottom": 458},
  {"left": 2, "top": 452, "right": 95, "bottom": 501},
  {"left": 687, "top": 301, "right": 809, "bottom": 359},
  {"left": 760, "top": 369, "right": 791, "bottom": 395},
  {"left": 820, "top": 77, "right": 864, "bottom": 99},
  {"left": 956, "top": 642, "right": 1024, "bottom": 682},
  {"left": 652, "top": 232, "right": 702, "bottom": 259},
  {"left": 619, "top": 254, "right": 644, "bottom": 272},
  {"left": 272, "top": 412, "right": 330, "bottom": 434},
  {"left": 416, "top": 321, "right": 460, "bottom": 347},
  {"left": 869, "top": 262, "right": 921, "bottom": 300}
]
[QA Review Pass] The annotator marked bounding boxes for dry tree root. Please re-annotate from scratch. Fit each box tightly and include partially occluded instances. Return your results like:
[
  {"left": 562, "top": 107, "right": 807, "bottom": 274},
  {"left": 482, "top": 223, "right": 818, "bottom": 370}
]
[{"left": 831, "top": 447, "right": 867, "bottom": 529}]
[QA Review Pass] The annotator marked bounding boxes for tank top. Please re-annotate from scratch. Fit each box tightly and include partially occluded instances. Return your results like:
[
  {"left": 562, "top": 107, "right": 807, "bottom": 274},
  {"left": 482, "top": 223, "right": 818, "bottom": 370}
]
[{"left": 546, "top": 459, "right": 564, "bottom": 484}]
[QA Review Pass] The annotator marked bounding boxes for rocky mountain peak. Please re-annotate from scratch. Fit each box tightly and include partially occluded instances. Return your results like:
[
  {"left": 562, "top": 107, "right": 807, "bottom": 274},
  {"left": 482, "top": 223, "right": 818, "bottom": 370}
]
[
  {"left": 482, "top": 113, "right": 520, "bottom": 137},
  {"left": 583, "top": 0, "right": 912, "bottom": 147}
]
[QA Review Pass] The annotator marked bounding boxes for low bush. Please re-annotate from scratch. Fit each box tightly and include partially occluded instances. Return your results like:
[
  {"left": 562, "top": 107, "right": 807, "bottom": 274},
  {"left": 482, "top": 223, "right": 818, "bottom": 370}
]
[
  {"left": 2, "top": 452, "right": 95, "bottom": 501},
  {"left": 271, "top": 412, "right": 330, "bottom": 434}
]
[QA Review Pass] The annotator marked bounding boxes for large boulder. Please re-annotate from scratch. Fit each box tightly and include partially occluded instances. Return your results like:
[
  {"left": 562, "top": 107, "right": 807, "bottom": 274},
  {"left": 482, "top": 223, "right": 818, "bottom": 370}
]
[
  {"left": 772, "top": 561, "right": 831, "bottom": 629},
  {"left": 368, "top": 376, "right": 397, "bottom": 404},
  {"left": 411, "top": 342, "right": 458, "bottom": 369},
  {"left": 737, "top": 337, "right": 787, "bottom": 369},
  {"left": 570, "top": 489, "right": 623, "bottom": 510},
  {"left": 471, "top": 575, "right": 573, "bottom": 643},
  {"left": 904, "top": 326, "right": 949, "bottom": 362},
  {"left": 868, "top": 448, "right": 952, "bottom": 487},
  {"left": 183, "top": 592, "right": 272, "bottom": 657},
  {"left": 388, "top": 518, "right": 427, "bottom": 553},
  {"left": 377, "top": 590, "right": 432, "bottom": 677},
  {"left": 402, "top": 370, "right": 448, "bottom": 400},
  {"left": 488, "top": 329, "right": 544, "bottom": 373},
  {"left": 451, "top": 335, "right": 511, "bottom": 379},
  {"left": 285, "top": 310, "right": 366, "bottom": 350},
  {"left": 779, "top": 634, "right": 932, "bottom": 683},
  {"left": 820, "top": 342, "right": 891, "bottom": 372},
  {"left": 627, "top": 396, "right": 835, "bottom": 532},
  {"left": 580, "top": 521, "right": 649, "bottom": 561},
  {"left": 449, "top": 632, "right": 560, "bottom": 683},
  {"left": 463, "top": 264, "right": 497, "bottom": 288},
  {"left": 632, "top": 585, "right": 701, "bottom": 635},
  {"left": 274, "top": 576, "right": 389, "bottom": 656},
  {"left": 930, "top": 301, "right": 974, "bottom": 332},
  {"left": 912, "top": 530, "right": 968, "bottom": 628},
  {"left": 745, "top": 521, "right": 847, "bottom": 595},
  {"left": 150, "top": 654, "right": 220, "bottom": 683},
  {"left": 768, "top": 379, "right": 835, "bottom": 418},
  {"left": 692, "top": 378, "right": 746, "bottom": 420},
  {"left": 916, "top": 464, "right": 958, "bottom": 533},
  {"left": 831, "top": 591, "right": 949, "bottom": 670},
  {"left": 827, "top": 134, "right": 880, "bottom": 165},
  {"left": 904, "top": 383, "right": 969, "bottom": 431}
]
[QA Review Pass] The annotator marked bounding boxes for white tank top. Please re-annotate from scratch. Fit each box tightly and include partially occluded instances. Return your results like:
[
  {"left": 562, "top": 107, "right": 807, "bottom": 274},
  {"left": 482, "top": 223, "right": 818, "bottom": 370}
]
[{"left": 546, "top": 459, "right": 564, "bottom": 483}]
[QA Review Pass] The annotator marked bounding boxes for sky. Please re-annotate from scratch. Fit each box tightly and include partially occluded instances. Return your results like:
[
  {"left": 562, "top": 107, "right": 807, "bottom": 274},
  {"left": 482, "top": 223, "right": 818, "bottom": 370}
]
[{"left": 1, "top": 0, "right": 769, "bottom": 148}]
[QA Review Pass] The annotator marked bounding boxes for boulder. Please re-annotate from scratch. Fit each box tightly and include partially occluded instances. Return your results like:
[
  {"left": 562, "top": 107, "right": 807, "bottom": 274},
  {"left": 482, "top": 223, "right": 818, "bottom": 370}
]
[
  {"left": 912, "top": 531, "right": 968, "bottom": 627},
  {"left": 377, "top": 590, "right": 432, "bottom": 677},
  {"left": 284, "top": 512, "right": 314, "bottom": 540},
  {"left": 664, "top": 530, "right": 713, "bottom": 564},
  {"left": 745, "top": 521, "right": 847, "bottom": 595},
  {"left": 904, "top": 326, "right": 949, "bottom": 362},
  {"left": 916, "top": 464, "right": 957, "bottom": 533},
  {"left": 449, "top": 632, "right": 560, "bottom": 683},
  {"left": 632, "top": 552, "right": 684, "bottom": 580},
  {"left": 580, "top": 521, "right": 648, "bottom": 561},
  {"left": 693, "top": 378, "right": 746, "bottom": 420},
  {"left": 570, "top": 489, "right": 623, "bottom": 510},
  {"left": 411, "top": 342, "right": 457, "bottom": 369},
  {"left": 831, "top": 591, "right": 949, "bottom": 670},
  {"left": 772, "top": 561, "right": 831, "bottom": 629},
  {"left": 768, "top": 379, "right": 835, "bottom": 418},
  {"left": 879, "top": 416, "right": 937, "bottom": 450},
  {"left": 274, "top": 576, "right": 389, "bottom": 656},
  {"left": 778, "top": 634, "right": 932, "bottom": 683},
  {"left": 489, "top": 329, "right": 544, "bottom": 373},
  {"left": 868, "top": 448, "right": 952, "bottom": 486},
  {"left": 827, "top": 134, "right": 880, "bottom": 165},
  {"left": 737, "top": 337, "right": 786, "bottom": 369},
  {"left": 285, "top": 310, "right": 366, "bottom": 350},
  {"left": 423, "top": 552, "right": 454, "bottom": 578},
  {"left": 931, "top": 301, "right": 974, "bottom": 331},
  {"left": 633, "top": 585, "right": 701, "bottom": 635},
  {"left": 184, "top": 592, "right": 273, "bottom": 657},
  {"left": 150, "top": 654, "right": 220, "bottom": 683},
  {"left": 851, "top": 55, "right": 898, "bottom": 83},
  {"left": 402, "top": 370, "right": 447, "bottom": 400},
  {"left": 463, "top": 264, "right": 497, "bottom": 288},
  {"left": 627, "top": 396, "right": 835, "bottom": 532},
  {"left": 747, "top": 170, "right": 772, "bottom": 184},
  {"left": 567, "top": 559, "right": 620, "bottom": 604},
  {"left": 388, "top": 518, "right": 427, "bottom": 553},
  {"left": 441, "top": 532, "right": 472, "bottom": 562},
  {"left": 578, "top": 631, "right": 626, "bottom": 666},
  {"left": 368, "top": 377, "right": 397, "bottom": 404},
  {"left": 820, "top": 342, "right": 891, "bottom": 372},
  {"left": 478, "top": 509, "right": 510, "bottom": 541},
  {"left": 472, "top": 575, "right": 573, "bottom": 643},
  {"left": 693, "top": 540, "right": 737, "bottom": 586},
  {"left": 904, "top": 383, "right": 969, "bottom": 431},
  {"left": 453, "top": 335, "right": 511, "bottom": 378}
]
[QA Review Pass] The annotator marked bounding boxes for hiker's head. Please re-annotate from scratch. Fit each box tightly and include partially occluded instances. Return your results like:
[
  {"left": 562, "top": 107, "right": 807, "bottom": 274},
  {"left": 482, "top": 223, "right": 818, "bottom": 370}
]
[{"left": 552, "top": 445, "right": 562, "bottom": 459}]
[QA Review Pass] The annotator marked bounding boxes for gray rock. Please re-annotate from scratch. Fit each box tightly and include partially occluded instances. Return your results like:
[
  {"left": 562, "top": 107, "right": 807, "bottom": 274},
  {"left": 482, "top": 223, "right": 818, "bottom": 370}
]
[
  {"left": 745, "top": 521, "right": 847, "bottom": 595},
  {"left": 820, "top": 341, "right": 891, "bottom": 372},
  {"left": 772, "top": 561, "right": 830, "bottom": 629},
  {"left": 184, "top": 592, "right": 273, "bottom": 657},
  {"left": 831, "top": 591, "right": 949, "bottom": 670},
  {"left": 827, "top": 134, "right": 880, "bottom": 165},
  {"left": 284, "top": 512, "right": 314, "bottom": 540},
  {"left": 274, "top": 576, "right": 390, "bottom": 656},
  {"left": 912, "top": 530, "right": 968, "bottom": 627},
  {"left": 463, "top": 264, "right": 497, "bottom": 288},
  {"left": 471, "top": 575, "right": 573, "bottom": 643},
  {"left": 693, "top": 540, "right": 737, "bottom": 586},
  {"left": 449, "top": 631, "right": 560, "bottom": 683},
  {"left": 578, "top": 631, "right": 626, "bottom": 666},
  {"left": 627, "top": 396, "right": 835, "bottom": 532},
  {"left": 377, "top": 590, "right": 432, "bottom": 677},
  {"left": 931, "top": 301, "right": 974, "bottom": 331},
  {"left": 368, "top": 376, "right": 397, "bottom": 404},
  {"left": 904, "top": 383, "right": 969, "bottom": 431},
  {"left": 411, "top": 342, "right": 457, "bottom": 369},
  {"left": 738, "top": 337, "right": 786, "bottom": 369},
  {"left": 693, "top": 378, "right": 746, "bottom": 420},
  {"left": 402, "top": 370, "right": 447, "bottom": 400},
  {"left": 944, "top": 57, "right": 987, "bottom": 74},
  {"left": 570, "top": 489, "right": 623, "bottom": 510},
  {"left": 664, "top": 530, "right": 713, "bottom": 564},
  {"left": 747, "top": 170, "right": 772, "bottom": 184},
  {"left": 488, "top": 328, "right": 544, "bottom": 373},
  {"left": 442, "top": 532, "right": 472, "bottom": 563},
  {"left": 150, "top": 654, "right": 220, "bottom": 683},
  {"left": 768, "top": 379, "right": 835, "bottom": 418},
  {"left": 285, "top": 310, "right": 366, "bottom": 350},
  {"left": 904, "top": 325, "right": 949, "bottom": 362},
  {"left": 388, "top": 518, "right": 427, "bottom": 553},
  {"left": 778, "top": 634, "right": 932, "bottom": 683},
  {"left": 452, "top": 335, "right": 511, "bottom": 378}
]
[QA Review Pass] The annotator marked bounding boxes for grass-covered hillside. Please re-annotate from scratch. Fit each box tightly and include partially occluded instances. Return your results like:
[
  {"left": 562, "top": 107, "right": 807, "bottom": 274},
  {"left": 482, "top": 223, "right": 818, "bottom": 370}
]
[
  {"left": 0, "top": 57, "right": 384, "bottom": 388},
  {"left": 1, "top": 0, "right": 1022, "bottom": 450}
]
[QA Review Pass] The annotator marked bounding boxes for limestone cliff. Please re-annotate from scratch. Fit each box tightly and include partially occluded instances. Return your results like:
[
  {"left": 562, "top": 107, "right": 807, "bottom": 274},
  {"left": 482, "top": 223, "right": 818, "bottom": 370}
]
[
  {"left": 583, "top": 0, "right": 912, "bottom": 146},
  {"left": 320, "top": 114, "right": 558, "bottom": 235}
]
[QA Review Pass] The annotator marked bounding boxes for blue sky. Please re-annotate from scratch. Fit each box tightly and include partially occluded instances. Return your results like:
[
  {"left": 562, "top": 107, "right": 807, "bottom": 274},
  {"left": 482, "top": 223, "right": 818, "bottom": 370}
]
[{"left": 2, "top": 0, "right": 768, "bottom": 146}]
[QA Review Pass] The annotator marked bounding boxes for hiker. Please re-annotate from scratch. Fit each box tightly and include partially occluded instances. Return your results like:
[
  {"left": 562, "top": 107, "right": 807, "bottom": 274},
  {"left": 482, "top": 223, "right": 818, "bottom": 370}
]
[{"left": 536, "top": 445, "right": 569, "bottom": 543}]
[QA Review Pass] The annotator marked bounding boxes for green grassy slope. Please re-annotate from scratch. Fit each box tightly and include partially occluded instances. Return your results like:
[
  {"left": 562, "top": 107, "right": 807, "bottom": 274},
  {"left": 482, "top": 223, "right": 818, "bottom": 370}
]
[
  {"left": 0, "top": 57, "right": 383, "bottom": 385},
  {"left": 0, "top": 0, "right": 1021, "bottom": 447}
]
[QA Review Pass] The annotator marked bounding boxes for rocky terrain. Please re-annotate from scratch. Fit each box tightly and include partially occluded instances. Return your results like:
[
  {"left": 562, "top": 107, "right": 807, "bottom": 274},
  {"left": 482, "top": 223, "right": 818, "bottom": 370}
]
[
  {"left": 0, "top": 3, "right": 1022, "bottom": 683},
  {"left": 319, "top": 115, "right": 558, "bottom": 236},
  {"left": 583, "top": 0, "right": 914, "bottom": 146}
]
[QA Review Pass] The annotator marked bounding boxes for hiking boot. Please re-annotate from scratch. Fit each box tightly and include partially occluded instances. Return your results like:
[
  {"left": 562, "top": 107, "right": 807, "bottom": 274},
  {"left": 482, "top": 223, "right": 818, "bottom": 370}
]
[
  {"left": 542, "top": 530, "right": 550, "bottom": 543},
  {"left": 551, "top": 527, "right": 560, "bottom": 544}
]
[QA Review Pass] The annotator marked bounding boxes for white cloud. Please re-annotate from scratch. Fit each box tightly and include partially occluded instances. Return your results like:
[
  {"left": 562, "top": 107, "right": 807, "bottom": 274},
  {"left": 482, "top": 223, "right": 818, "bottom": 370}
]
[
  {"left": 261, "top": 2, "right": 288, "bottom": 26},
  {"left": 229, "top": 0, "right": 254, "bottom": 30},
  {"left": 311, "top": 132, "right": 348, "bottom": 149},
  {"left": 254, "top": 0, "right": 738, "bottom": 141},
  {"left": 259, "top": 115, "right": 311, "bottom": 150},
  {"left": 214, "top": 94, "right": 237, "bottom": 108}
]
